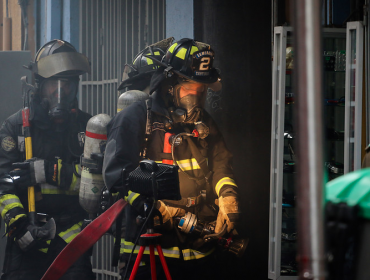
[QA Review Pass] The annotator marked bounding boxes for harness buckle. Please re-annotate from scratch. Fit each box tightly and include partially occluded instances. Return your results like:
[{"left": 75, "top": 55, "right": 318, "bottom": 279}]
[
  {"left": 186, "top": 197, "right": 196, "bottom": 208},
  {"left": 164, "top": 66, "right": 174, "bottom": 78}
]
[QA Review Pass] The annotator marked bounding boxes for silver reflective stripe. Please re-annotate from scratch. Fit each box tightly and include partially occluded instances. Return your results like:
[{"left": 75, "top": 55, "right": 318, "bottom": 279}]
[
  {"left": 34, "top": 160, "right": 46, "bottom": 184},
  {"left": 71, "top": 164, "right": 82, "bottom": 191},
  {"left": 17, "top": 136, "right": 25, "bottom": 152},
  {"left": 127, "top": 192, "right": 137, "bottom": 202},
  {"left": 0, "top": 195, "right": 23, "bottom": 220},
  {"left": 0, "top": 197, "right": 21, "bottom": 213},
  {"left": 17, "top": 231, "right": 34, "bottom": 250},
  {"left": 40, "top": 183, "right": 61, "bottom": 194},
  {"left": 126, "top": 192, "right": 140, "bottom": 205},
  {"left": 0, "top": 197, "right": 20, "bottom": 210},
  {"left": 59, "top": 224, "right": 81, "bottom": 243}
]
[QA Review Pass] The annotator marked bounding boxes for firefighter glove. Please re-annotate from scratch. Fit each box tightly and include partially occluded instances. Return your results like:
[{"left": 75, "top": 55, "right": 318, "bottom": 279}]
[
  {"left": 10, "top": 157, "right": 59, "bottom": 191},
  {"left": 11, "top": 217, "right": 56, "bottom": 251},
  {"left": 156, "top": 200, "right": 186, "bottom": 227},
  {"left": 125, "top": 191, "right": 147, "bottom": 216},
  {"left": 215, "top": 195, "right": 240, "bottom": 234}
]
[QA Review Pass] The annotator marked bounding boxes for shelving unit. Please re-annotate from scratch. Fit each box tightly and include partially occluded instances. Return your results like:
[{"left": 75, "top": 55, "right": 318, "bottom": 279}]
[{"left": 268, "top": 22, "right": 364, "bottom": 279}]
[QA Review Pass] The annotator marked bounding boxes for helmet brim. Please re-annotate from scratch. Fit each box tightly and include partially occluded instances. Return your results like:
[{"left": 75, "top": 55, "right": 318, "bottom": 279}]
[
  {"left": 117, "top": 72, "right": 152, "bottom": 90},
  {"left": 36, "top": 52, "right": 91, "bottom": 78},
  {"left": 146, "top": 55, "right": 220, "bottom": 84}
]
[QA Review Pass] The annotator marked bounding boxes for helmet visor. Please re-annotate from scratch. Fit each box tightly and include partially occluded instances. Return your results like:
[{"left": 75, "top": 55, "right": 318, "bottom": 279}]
[
  {"left": 118, "top": 64, "right": 139, "bottom": 90},
  {"left": 37, "top": 52, "right": 91, "bottom": 78},
  {"left": 121, "top": 64, "right": 138, "bottom": 82},
  {"left": 174, "top": 78, "right": 207, "bottom": 109},
  {"left": 178, "top": 78, "right": 208, "bottom": 96}
]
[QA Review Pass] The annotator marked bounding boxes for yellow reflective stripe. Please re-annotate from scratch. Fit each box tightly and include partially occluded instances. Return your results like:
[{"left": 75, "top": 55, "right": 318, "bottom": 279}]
[
  {"left": 57, "top": 159, "right": 62, "bottom": 186},
  {"left": 40, "top": 183, "right": 78, "bottom": 195},
  {"left": 176, "top": 158, "right": 201, "bottom": 171},
  {"left": 38, "top": 240, "right": 51, "bottom": 253},
  {"left": 70, "top": 164, "right": 81, "bottom": 191},
  {"left": 182, "top": 247, "right": 215, "bottom": 260},
  {"left": 190, "top": 46, "right": 199, "bottom": 55},
  {"left": 8, "top": 214, "right": 27, "bottom": 226},
  {"left": 0, "top": 194, "right": 24, "bottom": 219},
  {"left": 64, "top": 190, "right": 79, "bottom": 195},
  {"left": 168, "top": 43, "right": 178, "bottom": 53},
  {"left": 215, "top": 177, "right": 238, "bottom": 196},
  {"left": 176, "top": 48, "right": 187, "bottom": 60},
  {"left": 119, "top": 237, "right": 124, "bottom": 254},
  {"left": 146, "top": 58, "right": 153, "bottom": 65},
  {"left": 59, "top": 222, "right": 83, "bottom": 243},
  {"left": 154, "top": 51, "right": 160, "bottom": 55},
  {"left": 122, "top": 240, "right": 180, "bottom": 258},
  {"left": 117, "top": 108, "right": 122, "bottom": 112},
  {"left": 124, "top": 191, "right": 140, "bottom": 205}
]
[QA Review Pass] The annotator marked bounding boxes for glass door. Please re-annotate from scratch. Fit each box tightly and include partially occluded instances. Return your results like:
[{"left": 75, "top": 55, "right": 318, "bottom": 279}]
[
  {"left": 269, "top": 26, "right": 297, "bottom": 280},
  {"left": 268, "top": 25, "right": 363, "bottom": 279},
  {"left": 344, "top": 21, "right": 364, "bottom": 173}
]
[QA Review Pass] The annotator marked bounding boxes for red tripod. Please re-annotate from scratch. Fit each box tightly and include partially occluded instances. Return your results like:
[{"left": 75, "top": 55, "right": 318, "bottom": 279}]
[{"left": 129, "top": 229, "right": 172, "bottom": 280}]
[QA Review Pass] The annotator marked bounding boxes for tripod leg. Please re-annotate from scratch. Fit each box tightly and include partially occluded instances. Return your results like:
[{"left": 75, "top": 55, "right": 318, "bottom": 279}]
[
  {"left": 129, "top": 246, "right": 145, "bottom": 280},
  {"left": 156, "top": 245, "right": 172, "bottom": 280},
  {"left": 149, "top": 245, "right": 157, "bottom": 280}
]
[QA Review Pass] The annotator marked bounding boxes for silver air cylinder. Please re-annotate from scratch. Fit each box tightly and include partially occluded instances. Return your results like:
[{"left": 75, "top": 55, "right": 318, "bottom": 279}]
[
  {"left": 117, "top": 90, "right": 149, "bottom": 113},
  {"left": 79, "top": 114, "right": 111, "bottom": 215}
]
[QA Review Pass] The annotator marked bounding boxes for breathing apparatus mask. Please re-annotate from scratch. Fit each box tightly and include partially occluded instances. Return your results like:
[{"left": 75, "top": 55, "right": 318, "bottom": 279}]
[
  {"left": 39, "top": 76, "right": 79, "bottom": 123},
  {"left": 169, "top": 78, "right": 208, "bottom": 124},
  {"left": 25, "top": 39, "right": 90, "bottom": 130}
]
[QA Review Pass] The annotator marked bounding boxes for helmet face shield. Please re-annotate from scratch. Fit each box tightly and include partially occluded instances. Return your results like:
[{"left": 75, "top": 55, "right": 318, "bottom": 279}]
[
  {"left": 118, "top": 45, "right": 168, "bottom": 91},
  {"left": 41, "top": 78, "right": 78, "bottom": 121},
  {"left": 120, "top": 64, "right": 138, "bottom": 86},
  {"left": 36, "top": 52, "right": 90, "bottom": 78}
]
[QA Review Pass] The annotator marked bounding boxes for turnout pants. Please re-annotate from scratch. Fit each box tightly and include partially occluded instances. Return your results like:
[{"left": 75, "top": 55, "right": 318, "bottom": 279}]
[{"left": 1, "top": 235, "right": 94, "bottom": 280}]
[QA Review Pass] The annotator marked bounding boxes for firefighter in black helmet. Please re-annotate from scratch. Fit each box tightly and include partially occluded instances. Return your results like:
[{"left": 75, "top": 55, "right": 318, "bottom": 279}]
[
  {"left": 103, "top": 38, "right": 239, "bottom": 280},
  {"left": 118, "top": 37, "right": 174, "bottom": 94},
  {"left": 116, "top": 38, "right": 174, "bottom": 113},
  {"left": 0, "top": 40, "right": 94, "bottom": 279},
  {"left": 114, "top": 38, "right": 174, "bottom": 270}
]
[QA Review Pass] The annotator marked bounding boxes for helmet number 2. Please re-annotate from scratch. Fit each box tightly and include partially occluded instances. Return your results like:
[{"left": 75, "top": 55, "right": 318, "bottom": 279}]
[{"left": 199, "top": 57, "right": 211, "bottom": 71}]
